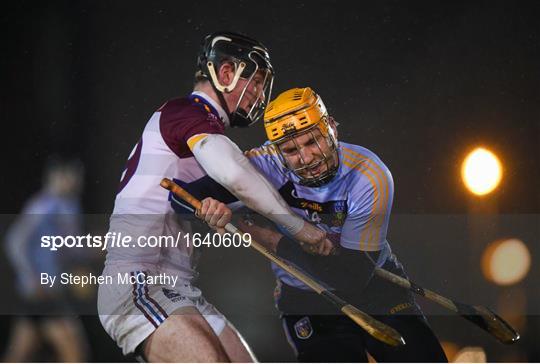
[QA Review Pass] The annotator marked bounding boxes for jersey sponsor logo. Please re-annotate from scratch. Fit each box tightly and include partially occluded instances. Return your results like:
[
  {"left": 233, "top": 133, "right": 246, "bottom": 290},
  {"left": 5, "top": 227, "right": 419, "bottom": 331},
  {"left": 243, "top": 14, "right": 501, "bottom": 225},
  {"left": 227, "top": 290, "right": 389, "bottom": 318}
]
[
  {"left": 294, "top": 316, "right": 313, "bottom": 339},
  {"left": 299, "top": 201, "right": 323, "bottom": 212},
  {"left": 279, "top": 181, "right": 348, "bottom": 229}
]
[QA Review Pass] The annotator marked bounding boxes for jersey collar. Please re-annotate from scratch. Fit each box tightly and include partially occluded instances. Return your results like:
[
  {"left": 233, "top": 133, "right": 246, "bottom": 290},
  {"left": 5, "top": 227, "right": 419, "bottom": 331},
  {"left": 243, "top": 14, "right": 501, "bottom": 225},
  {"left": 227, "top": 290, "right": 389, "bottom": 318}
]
[{"left": 190, "top": 91, "right": 230, "bottom": 127}]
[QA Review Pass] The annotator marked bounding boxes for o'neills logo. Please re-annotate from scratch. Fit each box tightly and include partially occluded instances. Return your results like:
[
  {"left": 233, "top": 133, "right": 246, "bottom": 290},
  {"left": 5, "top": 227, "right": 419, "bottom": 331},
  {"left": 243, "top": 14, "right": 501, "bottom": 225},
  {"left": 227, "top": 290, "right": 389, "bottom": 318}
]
[{"left": 300, "top": 201, "right": 323, "bottom": 212}]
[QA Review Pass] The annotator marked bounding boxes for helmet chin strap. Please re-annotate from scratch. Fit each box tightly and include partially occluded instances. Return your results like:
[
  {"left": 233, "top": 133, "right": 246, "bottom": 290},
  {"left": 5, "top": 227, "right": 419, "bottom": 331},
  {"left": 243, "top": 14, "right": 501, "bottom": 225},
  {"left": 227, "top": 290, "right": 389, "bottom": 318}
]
[
  {"left": 212, "top": 84, "right": 252, "bottom": 128},
  {"left": 208, "top": 81, "right": 233, "bottom": 127}
]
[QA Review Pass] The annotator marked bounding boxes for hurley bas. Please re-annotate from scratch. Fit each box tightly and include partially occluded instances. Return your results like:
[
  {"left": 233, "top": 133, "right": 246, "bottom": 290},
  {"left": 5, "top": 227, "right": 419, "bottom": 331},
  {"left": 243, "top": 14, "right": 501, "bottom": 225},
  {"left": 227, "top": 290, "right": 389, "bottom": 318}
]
[{"left": 40, "top": 272, "right": 179, "bottom": 288}]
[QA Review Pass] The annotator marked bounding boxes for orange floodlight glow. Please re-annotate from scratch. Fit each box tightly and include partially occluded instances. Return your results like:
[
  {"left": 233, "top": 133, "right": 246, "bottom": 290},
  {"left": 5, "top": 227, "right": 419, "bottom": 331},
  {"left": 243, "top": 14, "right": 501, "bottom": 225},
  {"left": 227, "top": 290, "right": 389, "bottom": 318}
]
[{"left": 461, "top": 147, "right": 502, "bottom": 196}]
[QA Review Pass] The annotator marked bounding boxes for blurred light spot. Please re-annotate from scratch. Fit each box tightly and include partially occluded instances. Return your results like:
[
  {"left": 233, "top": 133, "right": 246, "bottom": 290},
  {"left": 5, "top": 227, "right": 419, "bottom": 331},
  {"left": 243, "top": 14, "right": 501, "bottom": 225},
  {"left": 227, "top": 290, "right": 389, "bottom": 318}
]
[
  {"left": 481, "top": 239, "right": 531, "bottom": 285},
  {"left": 461, "top": 147, "right": 502, "bottom": 196},
  {"left": 454, "top": 347, "right": 486, "bottom": 362}
]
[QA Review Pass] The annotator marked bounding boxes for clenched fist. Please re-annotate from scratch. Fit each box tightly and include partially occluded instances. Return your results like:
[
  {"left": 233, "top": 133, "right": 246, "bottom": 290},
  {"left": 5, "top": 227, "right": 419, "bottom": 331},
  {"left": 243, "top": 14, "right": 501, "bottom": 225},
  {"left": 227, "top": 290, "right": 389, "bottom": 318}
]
[{"left": 196, "top": 197, "right": 232, "bottom": 234}]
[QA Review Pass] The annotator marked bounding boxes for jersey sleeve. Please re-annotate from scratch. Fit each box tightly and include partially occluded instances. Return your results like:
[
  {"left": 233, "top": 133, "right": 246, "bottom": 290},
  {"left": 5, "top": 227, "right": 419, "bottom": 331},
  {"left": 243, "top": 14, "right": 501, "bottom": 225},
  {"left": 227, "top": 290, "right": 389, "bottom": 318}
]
[
  {"left": 340, "top": 158, "right": 394, "bottom": 251},
  {"left": 245, "top": 144, "right": 289, "bottom": 188},
  {"left": 158, "top": 98, "right": 225, "bottom": 157}
]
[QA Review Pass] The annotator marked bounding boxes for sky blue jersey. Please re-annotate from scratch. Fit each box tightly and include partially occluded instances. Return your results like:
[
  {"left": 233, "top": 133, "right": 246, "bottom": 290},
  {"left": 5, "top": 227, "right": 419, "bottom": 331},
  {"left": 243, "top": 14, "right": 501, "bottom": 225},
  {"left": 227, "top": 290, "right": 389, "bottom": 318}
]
[
  {"left": 4, "top": 192, "right": 81, "bottom": 296},
  {"left": 246, "top": 141, "right": 394, "bottom": 289}
]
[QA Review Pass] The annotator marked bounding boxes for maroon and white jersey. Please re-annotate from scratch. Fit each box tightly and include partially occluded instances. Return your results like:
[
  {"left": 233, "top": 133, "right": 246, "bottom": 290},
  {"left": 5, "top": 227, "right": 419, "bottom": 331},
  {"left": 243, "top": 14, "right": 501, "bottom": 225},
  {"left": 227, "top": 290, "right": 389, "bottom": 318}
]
[{"left": 104, "top": 91, "right": 228, "bottom": 277}]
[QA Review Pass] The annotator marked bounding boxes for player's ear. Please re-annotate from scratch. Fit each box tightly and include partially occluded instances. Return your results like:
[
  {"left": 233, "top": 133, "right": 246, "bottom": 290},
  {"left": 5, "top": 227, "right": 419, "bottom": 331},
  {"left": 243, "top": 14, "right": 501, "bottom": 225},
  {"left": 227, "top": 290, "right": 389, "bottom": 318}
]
[{"left": 218, "top": 62, "right": 235, "bottom": 86}]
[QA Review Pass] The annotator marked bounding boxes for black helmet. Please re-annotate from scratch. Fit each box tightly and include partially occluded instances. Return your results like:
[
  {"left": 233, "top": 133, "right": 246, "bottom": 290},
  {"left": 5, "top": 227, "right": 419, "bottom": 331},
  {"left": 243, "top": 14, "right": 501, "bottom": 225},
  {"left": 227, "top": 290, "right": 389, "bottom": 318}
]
[{"left": 196, "top": 32, "right": 274, "bottom": 127}]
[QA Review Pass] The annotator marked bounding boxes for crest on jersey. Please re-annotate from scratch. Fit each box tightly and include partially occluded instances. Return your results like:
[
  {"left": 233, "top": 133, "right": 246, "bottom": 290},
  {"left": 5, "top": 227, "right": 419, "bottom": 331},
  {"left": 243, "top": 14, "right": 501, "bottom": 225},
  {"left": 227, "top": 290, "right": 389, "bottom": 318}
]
[
  {"left": 294, "top": 317, "right": 313, "bottom": 339},
  {"left": 332, "top": 211, "right": 346, "bottom": 227},
  {"left": 331, "top": 200, "right": 347, "bottom": 226}
]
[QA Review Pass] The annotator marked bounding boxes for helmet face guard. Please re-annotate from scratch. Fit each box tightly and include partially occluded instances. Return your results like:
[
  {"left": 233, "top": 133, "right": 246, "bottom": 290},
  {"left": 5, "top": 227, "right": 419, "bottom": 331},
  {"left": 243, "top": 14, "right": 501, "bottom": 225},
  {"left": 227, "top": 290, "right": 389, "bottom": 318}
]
[
  {"left": 264, "top": 88, "right": 339, "bottom": 187},
  {"left": 197, "top": 32, "right": 274, "bottom": 127},
  {"left": 271, "top": 119, "right": 339, "bottom": 187}
]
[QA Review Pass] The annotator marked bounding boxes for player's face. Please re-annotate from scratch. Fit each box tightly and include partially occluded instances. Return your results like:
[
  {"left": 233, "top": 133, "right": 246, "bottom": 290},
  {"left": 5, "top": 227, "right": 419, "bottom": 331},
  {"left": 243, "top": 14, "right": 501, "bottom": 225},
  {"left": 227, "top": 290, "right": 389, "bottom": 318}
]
[
  {"left": 278, "top": 127, "right": 337, "bottom": 179},
  {"left": 233, "top": 71, "right": 267, "bottom": 113}
]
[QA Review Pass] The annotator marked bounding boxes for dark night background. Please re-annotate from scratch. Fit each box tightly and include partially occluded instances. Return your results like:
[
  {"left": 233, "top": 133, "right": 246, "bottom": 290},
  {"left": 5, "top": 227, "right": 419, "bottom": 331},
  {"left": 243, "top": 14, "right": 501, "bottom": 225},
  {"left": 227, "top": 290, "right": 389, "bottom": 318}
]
[{"left": 1, "top": 0, "right": 539, "bottom": 362}]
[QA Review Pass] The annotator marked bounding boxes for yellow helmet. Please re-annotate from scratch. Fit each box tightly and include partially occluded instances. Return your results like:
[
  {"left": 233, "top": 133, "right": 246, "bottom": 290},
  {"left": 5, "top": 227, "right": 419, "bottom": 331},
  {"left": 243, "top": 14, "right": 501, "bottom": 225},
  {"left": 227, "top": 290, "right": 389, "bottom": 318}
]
[
  {"left": 264, "top": 87, "right": 329, "bottom": 142},
  {"left": 263, "top": 87, "right": 339, "bottom": 186}
]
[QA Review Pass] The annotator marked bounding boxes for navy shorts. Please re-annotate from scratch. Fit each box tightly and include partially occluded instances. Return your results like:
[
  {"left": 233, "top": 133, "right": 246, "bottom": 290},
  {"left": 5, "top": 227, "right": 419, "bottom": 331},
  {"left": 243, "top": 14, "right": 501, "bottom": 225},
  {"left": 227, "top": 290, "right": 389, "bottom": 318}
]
[{"left": 276, "top": 254, "right": 448, "bottom": 362}]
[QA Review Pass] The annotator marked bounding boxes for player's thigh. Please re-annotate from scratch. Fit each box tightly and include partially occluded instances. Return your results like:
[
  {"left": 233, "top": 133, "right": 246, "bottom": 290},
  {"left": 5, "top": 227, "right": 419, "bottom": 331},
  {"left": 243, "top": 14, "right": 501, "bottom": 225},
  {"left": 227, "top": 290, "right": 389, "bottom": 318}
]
[
  {"left": 282, "top": 314, "right": 368, "bottom": 363},
  {"left": 366, "top": 314, "right": 447, "bottom": 363},
  {"left": 218, "top": 322, "right": 256, "bottom": 363},
  {"left": 143, "top": 306, "right": 230, "bottom": 362},
  {"left": 99, "top": 269, "right": 234, "bottom": 360}
]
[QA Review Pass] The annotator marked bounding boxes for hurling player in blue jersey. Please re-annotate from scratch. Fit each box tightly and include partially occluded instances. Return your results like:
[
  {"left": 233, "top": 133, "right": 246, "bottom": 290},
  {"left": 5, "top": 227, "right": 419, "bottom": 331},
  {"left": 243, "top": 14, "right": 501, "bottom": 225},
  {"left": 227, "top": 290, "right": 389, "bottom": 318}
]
[
  {"left": 3, "top": 158, "right": 88, "bottom": 362},
  {"left": 188, "top": 87, "right": 448, "bottom": 362}
]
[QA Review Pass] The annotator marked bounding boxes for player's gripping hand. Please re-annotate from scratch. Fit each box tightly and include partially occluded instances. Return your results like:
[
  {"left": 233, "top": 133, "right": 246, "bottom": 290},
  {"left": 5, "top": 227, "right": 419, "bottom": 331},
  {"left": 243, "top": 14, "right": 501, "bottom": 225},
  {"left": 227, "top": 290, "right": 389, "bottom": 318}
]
[
  {"left": 197, "top": 197, "right": 232, "bottom": 234},
  {"left": 240, "top": 216, "right": 334, "bottom": 256},
  {"left": 293, "top": 221, "right": 334, "bottom": 256}
]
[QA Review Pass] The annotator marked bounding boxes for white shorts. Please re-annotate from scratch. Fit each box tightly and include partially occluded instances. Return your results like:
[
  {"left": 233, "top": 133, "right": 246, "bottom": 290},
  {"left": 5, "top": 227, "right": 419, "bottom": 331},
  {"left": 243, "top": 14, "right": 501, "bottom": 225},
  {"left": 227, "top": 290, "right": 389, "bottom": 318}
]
[{"left": 98, "top": 268, "right": 227, "bottom": 355}]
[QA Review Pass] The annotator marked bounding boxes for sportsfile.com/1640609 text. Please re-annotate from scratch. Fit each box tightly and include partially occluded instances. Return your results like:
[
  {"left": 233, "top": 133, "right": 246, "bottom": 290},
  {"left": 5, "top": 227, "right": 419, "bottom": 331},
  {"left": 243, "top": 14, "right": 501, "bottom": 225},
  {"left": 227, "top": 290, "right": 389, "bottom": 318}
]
[{"left": 40, "top": 232, "right": 252, "bottom": 251}]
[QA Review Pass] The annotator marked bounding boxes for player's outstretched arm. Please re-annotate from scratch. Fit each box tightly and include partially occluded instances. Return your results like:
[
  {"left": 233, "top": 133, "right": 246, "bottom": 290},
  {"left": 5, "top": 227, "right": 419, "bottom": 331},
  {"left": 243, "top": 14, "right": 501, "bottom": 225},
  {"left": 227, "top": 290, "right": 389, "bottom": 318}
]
[{"left": 190, "top": 134, "right": 332, "bottom": 254}]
